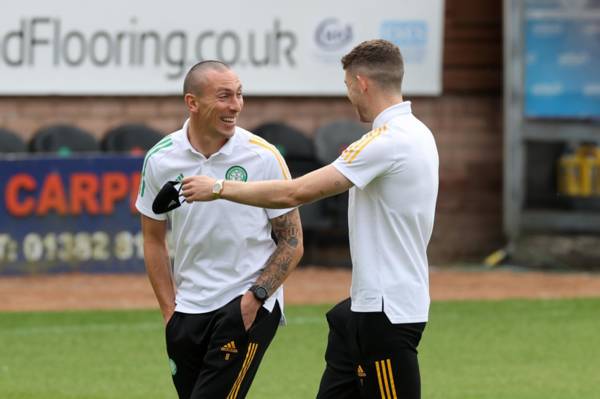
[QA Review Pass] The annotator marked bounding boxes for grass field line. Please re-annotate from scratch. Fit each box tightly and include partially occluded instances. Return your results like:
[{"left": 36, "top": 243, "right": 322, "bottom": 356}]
[{"left": 0, "top": 315, "right": 325, "bottom": 336}]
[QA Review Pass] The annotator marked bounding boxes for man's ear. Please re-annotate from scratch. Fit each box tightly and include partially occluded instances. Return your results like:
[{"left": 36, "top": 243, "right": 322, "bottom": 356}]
[
  {"left": 184, "top": 93, "right": 199, "bottom": 113},
  {"left": 355, "top": 74, "right": 369, "bottom": 93}
]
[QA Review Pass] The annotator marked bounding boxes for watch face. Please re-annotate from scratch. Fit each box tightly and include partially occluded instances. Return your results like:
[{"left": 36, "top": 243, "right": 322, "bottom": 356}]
[
  {"left": 257, "top": 287, "right": 268, "bottom": 299},
  {"left": 254, "top": 286, "right": 268, "bottom": 300},
  {"left": 212, "top": 180, "right": 223, "bottom": 195}
]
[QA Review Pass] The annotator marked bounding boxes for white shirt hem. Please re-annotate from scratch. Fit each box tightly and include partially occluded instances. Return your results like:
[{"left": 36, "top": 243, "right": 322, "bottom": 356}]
[
  {"left": 351, "top": 304, "right": 428, "bottom": 324},
  {"left": 384, "top": 315, "right": 429, "bottom": 324}
]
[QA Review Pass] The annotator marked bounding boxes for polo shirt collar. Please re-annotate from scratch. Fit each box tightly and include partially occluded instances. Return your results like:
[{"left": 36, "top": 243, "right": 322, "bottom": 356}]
[
  {"left": 372, "top": 101, "right": 412, "bottom": 129},
  {"left": 180, "top": 118, "right": 237, "bottom": 157}
]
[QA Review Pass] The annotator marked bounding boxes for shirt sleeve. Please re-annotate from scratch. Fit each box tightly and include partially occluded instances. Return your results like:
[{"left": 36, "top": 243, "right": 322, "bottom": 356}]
[
  {"left": 135, "top": 157, "right": 168, "bottom": 221},
  {"left": 261, "top": 148, "right": 296, "bottom": 220},
  {"left": 332, "top": 129, "right": 398, "bottom": 190}
]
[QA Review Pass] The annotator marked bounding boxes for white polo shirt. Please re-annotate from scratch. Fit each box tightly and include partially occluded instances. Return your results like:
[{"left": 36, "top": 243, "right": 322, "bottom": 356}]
[
  {"left": 333, "top": 102, "right": 439, "bottom": 323},
  {"left": 136, "top": 119, "right": 293, "bottom": 314}
]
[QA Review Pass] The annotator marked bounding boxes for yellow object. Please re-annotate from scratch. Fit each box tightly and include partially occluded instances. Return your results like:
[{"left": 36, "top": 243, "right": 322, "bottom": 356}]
[
  {"left": 576, "top": 144, "right": 597, "bottom": 197},
  {"left": 483, "top": 248, "right": 508, "bottom": 267},
  {"left": 593, "top": 148, "right": 600, "bottom": 196},
  {"left": 557, "top": 144, "right": 600, "bottom": 197},
  {"left": 557, "top": 151, "right": 581, "bottom": 196}
]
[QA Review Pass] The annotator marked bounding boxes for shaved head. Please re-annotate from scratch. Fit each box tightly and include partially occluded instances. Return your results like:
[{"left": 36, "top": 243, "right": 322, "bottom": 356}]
[{"left": 183, "top": 60, "right": 231, "bottom": 96}]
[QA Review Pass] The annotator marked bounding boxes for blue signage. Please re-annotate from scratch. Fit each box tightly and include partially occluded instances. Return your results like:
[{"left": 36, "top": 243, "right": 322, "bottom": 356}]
[
  {"left": 380, "top": 20, "right": 428, "bottom": 63},
  {"left": 524, "top": 0, "right": 600, "bottom": 119},
  {"left": 0, "top": 155, "right": 144, "bottom": 275}
]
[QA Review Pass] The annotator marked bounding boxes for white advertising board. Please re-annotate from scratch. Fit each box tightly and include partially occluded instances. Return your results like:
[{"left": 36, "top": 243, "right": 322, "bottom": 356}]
[{"left": 0, "top": 0, "right": 445, "bottom": 95}]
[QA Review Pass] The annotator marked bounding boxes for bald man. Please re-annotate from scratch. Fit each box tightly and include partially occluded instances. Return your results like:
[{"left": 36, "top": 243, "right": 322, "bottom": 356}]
[{"left": 136, "top": 60, "right": 303, "bottom": 399}]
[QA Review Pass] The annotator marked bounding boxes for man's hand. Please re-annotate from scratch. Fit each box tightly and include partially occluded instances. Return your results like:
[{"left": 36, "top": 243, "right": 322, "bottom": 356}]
[
  {"left": 181, "top": 176, "right": 217, "bottom": 202},
  {"left": 240, "top": 291, "right": 262, "bottom": 331},
  {"left": 163, "top": 307, "right": 175, "bottom": 326}
]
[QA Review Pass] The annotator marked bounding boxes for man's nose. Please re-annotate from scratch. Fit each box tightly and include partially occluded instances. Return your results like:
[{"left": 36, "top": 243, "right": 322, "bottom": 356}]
[{"left": 230, "top": 97, "right": 242, "bottom": 112}]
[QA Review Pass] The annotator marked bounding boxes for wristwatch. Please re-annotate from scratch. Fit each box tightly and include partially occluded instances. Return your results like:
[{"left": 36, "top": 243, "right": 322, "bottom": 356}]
[
  {"left": 212, "top": 179, "right": 225, "bottom": 199},
  {"left": 249, "top": 284, "right": 269, "bottom": 304}
]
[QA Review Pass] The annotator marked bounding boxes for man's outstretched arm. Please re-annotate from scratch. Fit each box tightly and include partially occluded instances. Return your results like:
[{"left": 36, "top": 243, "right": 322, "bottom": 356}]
[{"left": 181, "top": 165, "right": 353, "bottom": 208}]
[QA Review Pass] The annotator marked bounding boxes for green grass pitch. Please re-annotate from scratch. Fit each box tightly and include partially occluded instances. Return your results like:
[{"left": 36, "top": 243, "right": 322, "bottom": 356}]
[{"left": 1, "top": 299, "right": 599, "bottom": 398}]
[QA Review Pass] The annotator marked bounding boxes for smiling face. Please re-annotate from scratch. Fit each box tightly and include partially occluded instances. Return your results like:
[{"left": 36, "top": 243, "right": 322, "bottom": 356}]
[{"left": 192, "top": 68, "right": 244, "bottom": 139}]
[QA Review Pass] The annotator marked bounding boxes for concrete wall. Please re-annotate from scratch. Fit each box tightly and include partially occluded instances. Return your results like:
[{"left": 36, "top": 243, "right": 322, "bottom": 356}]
[{"left": 0, "top": 0, "right": 504, "bottom": 263}]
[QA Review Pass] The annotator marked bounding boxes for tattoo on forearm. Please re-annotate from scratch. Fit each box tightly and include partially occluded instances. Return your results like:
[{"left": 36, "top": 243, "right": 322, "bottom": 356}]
[{"left": 256, "top": 210, "right": 302, "bottom": 294}]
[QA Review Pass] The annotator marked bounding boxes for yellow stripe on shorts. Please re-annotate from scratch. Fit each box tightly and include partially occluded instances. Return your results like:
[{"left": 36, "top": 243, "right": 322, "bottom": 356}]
[
  {"left": 375, "top": 360, "right": 387, "bottom": 399},
  {"left": 386, "top": 359, "right": 397, "bottom": 399},
  {"left": 375, "top": 358, "right": 397, "bottom": 399},
  {"left": 249, "top": 137, "right": 291, "bottom": 179},
  {"left": 227, "top": 342, "right": 258, "bottom": 399},
  {"left": 380, "top": 360, "right": 392, "bottom": 398}
]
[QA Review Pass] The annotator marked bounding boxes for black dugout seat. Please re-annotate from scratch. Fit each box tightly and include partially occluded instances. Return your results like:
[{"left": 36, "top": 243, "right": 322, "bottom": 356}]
[
  {"left": 102, "top": 124, "right": 164, "bottom": 155},
  {"left": 254, "top": 122, "right": 332, "bottom": 236},
  {"left": 0, "top": 128, "right": 27, "bottom": 153},
  {"left": 29, "top": 124, "right": 99, "bottom": 155}
]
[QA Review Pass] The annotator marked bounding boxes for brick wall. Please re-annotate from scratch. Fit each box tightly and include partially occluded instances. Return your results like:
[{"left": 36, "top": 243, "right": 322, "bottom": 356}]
[
  {"left": 429, "top": 0, "right": 504, "bottom": 262},
  {"left": 0, "top": 0, "right": 504, "bottom": 263}
]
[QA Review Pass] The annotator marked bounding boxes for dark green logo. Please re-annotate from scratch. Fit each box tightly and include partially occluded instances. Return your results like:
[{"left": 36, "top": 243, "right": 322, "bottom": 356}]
[{"left": 225, "top": 166, "right": 248, "bottom": 181}]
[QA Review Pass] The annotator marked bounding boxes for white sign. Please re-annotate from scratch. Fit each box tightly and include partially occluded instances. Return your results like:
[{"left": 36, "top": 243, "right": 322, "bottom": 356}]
[{"left": 0, "top": 0, "right": 445, "bottom": 96}]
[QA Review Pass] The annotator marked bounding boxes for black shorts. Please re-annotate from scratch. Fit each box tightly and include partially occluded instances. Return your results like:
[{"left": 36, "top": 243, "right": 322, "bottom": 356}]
[
  {"left": 165, "top": 296, "right": 281, "bottom": 399},
  {"left": 317, "top": 298, "right": 426, "bottom": 399}
]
